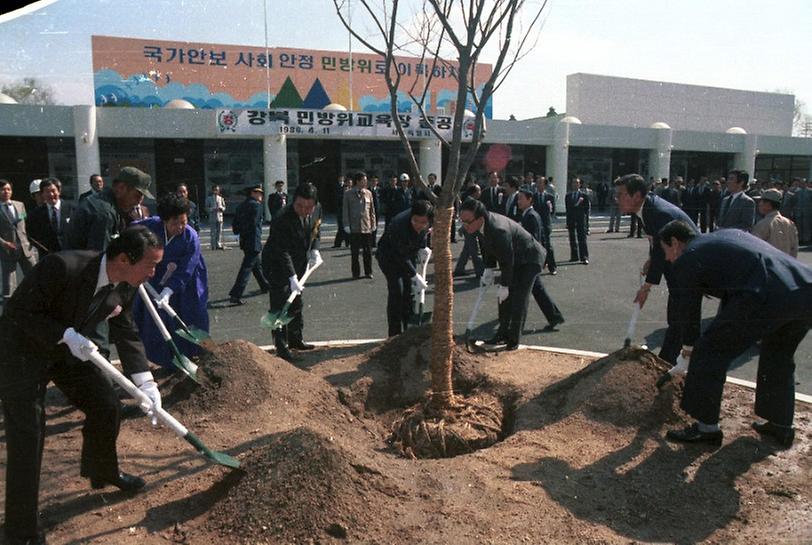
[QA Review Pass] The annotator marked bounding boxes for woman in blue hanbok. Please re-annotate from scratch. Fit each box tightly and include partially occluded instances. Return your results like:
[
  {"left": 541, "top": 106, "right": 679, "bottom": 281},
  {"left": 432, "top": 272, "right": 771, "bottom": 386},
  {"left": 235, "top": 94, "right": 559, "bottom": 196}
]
[{"left": 133, "top": 193, "right": 209, "bottom": 370}]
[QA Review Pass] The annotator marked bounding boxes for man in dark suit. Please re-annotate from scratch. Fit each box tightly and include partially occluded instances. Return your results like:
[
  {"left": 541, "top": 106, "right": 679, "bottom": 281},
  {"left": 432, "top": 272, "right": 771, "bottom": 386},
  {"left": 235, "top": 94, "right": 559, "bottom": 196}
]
[
  {"left": 705, "top": 178, "right": 723, "bottom": 232},
  {"left": 0, "top": 226, "right": 163, "bottom": 545},
  {"left": 717, "top": 169, "right": 755, "bottom": 231},
  {"left": 659, "top": 222, "right": 811, "bottom": 448},
  {"left": 265, "top": 183, "right": 321, "bottom": 362},
  {"left": 79, "top": 173, "right": 105, "bottom": 201},
  {"left": 480, "top": 171, "right": 503, "bottom": 214},
  {"left": 0, "top": 179, "right": 37, "bottom": 301},
  {"left": 459, "top": 199, "right": 546, "bottom": 350},
  {"left": 27, "top": 177, "right": 75, "bottom": 256},
  {"left": 516, "top": 190, "right": 564, "bottom": 331},
  {"left": 228, "top": 185, "right": 269, "bottom": 305},
  {"left": 267, "top": 180, "right": 288, "bottom": 219},
  {"left": 375, "top": 200, "right": 432, "bottom": 336},
  {"left": 659, "top": 178, "right": 681, "bottom": 207},
  {"left": 66, "top": 166, "right": 154, "bottom": 252},
  {"left": 502, "top": 176, "right": 521, "bottom": 221},
  {"left": 615, "top": 174, "right": 699, "bottom": 364},
  {"left": 532, "top": 177, "right": 557, "bottom": 274},
  {"left": 565, "top": 178, "right": 589, "bottom": 264},
  {"left": 176, "top": 183, "right": 199, "bottom": 231}
]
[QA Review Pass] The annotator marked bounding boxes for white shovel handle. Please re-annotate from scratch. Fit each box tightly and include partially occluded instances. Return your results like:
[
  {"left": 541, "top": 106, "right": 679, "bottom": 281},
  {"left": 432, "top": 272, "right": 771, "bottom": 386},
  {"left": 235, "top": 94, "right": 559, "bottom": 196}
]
[
  {"left": 626, "top": 303, "right": 641, "bottom": 342},
  {"left": 87, "top": 350, "right": 188, "bottom": 437},
  {"left": 418, "top": 248, "right": 432, "bottom": 305},
  {"left": 144, "top": 282, "right": 179, "bottom": 319},
  {"left": 466, "top": 283, "right": 490, "bottom": 330},
  {"left": 286, "top": 260, "right": 322, "bottom": 304},
  {"left": 138, "top": 285, "right": 173, "bottom": 342}
]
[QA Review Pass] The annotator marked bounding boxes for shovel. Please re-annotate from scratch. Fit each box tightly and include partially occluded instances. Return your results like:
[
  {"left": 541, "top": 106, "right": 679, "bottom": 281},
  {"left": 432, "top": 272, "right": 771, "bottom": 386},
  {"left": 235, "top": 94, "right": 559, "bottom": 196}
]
[
  {"left": 261, "top": 260, "right": 322, "bottom": 331},
  {"left": 411, "top": 248, "right": 432, "bottom": 326},
  {"left": 623, "top": 271, "right": 646, "bottom": 349},
  {"left": 143, "top": 282, "right": 211, "bottom": 347},
  {"left": 464, "top": 283, "right": 491, "bottom": 353},
  {"left": 86, "top": 350, "right": 240, "bottom": 469},
  {"left": 138, "top": 286, "right": 200, "bottom": 383}
]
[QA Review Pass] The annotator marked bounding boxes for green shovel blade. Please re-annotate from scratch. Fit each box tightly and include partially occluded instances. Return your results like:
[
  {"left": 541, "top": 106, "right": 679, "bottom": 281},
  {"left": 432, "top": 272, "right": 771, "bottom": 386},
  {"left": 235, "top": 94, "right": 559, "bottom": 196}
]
[
  {"left": 175, "top": 325, "right": 210, "bottom": 346},
  {"left": 184, "top": 431, "right": 241, "bottom": 468},
  {"left": 168, "top": 340, "right": 200, "bottom": 383},
  {"left": 261, "top": 306, "right": 294, "bottom": 331}
]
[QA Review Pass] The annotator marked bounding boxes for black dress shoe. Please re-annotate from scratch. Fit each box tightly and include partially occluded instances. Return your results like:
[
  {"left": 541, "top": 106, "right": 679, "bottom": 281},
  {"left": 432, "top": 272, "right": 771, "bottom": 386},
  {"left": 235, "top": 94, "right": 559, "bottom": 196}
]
[
  {"left": 752, "top": 421, "right": 794, "bottom": 448},
  {"left": 289, "top": 340, "right": 316, "bottom": 350},
  {"left": 4, "top": 532, "right": 47, "bottom": 545},
  {"left": 483, "top": 336, "right": 506, "bottom": 346},
  {"left": 581, "top": 259, "right": 589, "bottom": 265},
  {"left": 364, "top": 273, "right": 374, "bottom": 279},
  {"left": 229, "top": 298, "right": 246, "bottom": 306},
  {"left": 542, "top": 316, "right": 565, "bottom": 332},
  {"left": 275, "top": 344, "right": 301, "bottom": 363},
  {"left": 550, "top": 269, "right": 558, "bottom": 275},
  {"left": 90, "top": 472, "right": 146, "bottom": 492},
  {"left": 505, "top": 342, "right": 519, "bottom": 351},
  {"left": 665, "top": 423, "right": 723, "bottom": 446}
]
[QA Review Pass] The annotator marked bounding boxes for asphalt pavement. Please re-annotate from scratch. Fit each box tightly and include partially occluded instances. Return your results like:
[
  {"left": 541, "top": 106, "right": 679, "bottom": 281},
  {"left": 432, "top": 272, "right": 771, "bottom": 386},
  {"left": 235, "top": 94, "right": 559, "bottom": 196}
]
[{"left": 203, "top": 213, "right": 812, "bottom": 396}]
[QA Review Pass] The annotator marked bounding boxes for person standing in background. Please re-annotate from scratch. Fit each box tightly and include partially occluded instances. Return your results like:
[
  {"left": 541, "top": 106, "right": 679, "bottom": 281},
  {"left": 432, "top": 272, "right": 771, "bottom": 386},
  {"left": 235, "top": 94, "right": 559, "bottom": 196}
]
[{"left": 206, "top": 185, "right": 227, "bottom": 250}]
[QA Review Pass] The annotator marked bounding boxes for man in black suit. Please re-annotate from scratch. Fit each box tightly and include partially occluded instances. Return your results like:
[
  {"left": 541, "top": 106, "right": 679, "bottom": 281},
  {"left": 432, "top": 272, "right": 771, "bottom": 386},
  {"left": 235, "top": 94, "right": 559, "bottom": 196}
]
[
  {"left": 717, "top": 169, "right": 756, "bottom": 231},
  {"left": 265, "top": 183, "right": 321, "bottom": 362},
  {"left": 375, "top": 200, "right": 432, "bottom": 336},
  {"left": 565, "top": 178, "right": 589, "bottom": 264},
  {"left": 0, "top": 226, "right": 164, "bottom": 545},
  {"left": 228, "top": 185, "right": 269, "bottom": 305},
  {"left": 267, "top": 180, "right": 288, "bottom": 219},
  {"left": 0, "top": 179, "right": 37, "bottom": 300},
  {"left": 176, "top": 184, "right": 199, "bottom": 231},
  {"left": 502, "top": 176, "right": 521, "bottom": 221},
  {"left": 66, "top": 166, "right": 154, "bottom": 252},
  {"left": 705, "top": 178, "right": 723, "bottom": 232},
  {"left": 480, "top": 171, "right": 503, "bottom": 214},
  {"left": 26, "top": 177, "right": 74, "bottom": 256},
  {"left": 615, "top": 174, "right": 699, "bottom": 364},
  {"left": 516, "top": 190, "right": 564, "bottom": 331},
  {"left": 659, "top": 222, "right": 811, "bottom": 448},
  {"left": 532, "top": 177, "right": 557, "bottom": 274},
  {"left": 79, "top": 173, "right": 105, "bottom": 201},
  {"left": 459, "top": 199, "right": 546, "bottom": 350}
]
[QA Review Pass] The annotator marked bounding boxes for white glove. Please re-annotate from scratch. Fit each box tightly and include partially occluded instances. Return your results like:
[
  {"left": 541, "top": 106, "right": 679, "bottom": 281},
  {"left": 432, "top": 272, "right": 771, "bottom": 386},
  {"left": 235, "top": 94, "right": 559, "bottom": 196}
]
[
  {"left": 343, "top": 226, "right": 350, "bottom": 234},
  {"left": 289, "top": 274, "right": 305, "bottom": 294},
  {"left": 669, "top": 354, "right": 690, "bottom": 377},
  {"left": 412, "top": 273, "right": 428, "bottom": 291},
  {"left": 497, "top": 285, "right": 510, "bottom": 303},
  {"left": 308, "top": 249, "right": 323, "bottom": 268},
  {"left": 60, "top": 327, "right": 98, "bottom": 362},
  {"left": 417, "top": 247, "right": 431, "bottom": 264},
  {"left": 480, "top": 268, "right": 496, "bottom": 287},
  {"left": 156, "top": 287, "right": 173, "bottom": 309},
  {"left": 131, "top": 371, "right": 162, "bottom": 426}
]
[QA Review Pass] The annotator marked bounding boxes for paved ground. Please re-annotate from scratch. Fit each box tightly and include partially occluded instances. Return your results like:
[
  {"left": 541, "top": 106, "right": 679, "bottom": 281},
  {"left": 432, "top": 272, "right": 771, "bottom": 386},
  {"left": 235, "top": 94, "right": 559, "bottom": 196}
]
[{"left": 203, "top": 213, "right": 812, "bottom": 396}]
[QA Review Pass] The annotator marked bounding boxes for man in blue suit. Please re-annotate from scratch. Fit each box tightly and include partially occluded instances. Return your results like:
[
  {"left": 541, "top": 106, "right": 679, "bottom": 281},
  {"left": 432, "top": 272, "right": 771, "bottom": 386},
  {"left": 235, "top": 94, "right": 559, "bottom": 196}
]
[
  {"left": 228, "top": 185, "right": 269, "bottom": 305},
  {"left": 565, "top": 178, "right": 589, "bottom": 264},
  {"left": 532, "top": 177, "right": 557, "bottom": 274},
  {"left": 659, "top": 221, "right": 811, "bottom": 447},
  {"left": 717, "top": 169, "right": 755, "bottom": 231},
  {"left": 615, "top": 174, "right": 699, "bottom": 364}
]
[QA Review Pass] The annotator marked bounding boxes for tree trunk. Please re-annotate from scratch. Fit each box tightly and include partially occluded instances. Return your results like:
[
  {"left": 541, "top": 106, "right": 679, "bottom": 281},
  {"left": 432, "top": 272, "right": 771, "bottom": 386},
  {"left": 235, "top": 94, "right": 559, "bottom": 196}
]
[{"left": 429, "top": 206, "right": 455, "bottom": 411}]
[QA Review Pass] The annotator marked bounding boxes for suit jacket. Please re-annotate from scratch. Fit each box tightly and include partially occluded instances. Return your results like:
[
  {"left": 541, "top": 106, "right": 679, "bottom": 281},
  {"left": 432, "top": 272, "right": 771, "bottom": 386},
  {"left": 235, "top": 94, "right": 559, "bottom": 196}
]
[
  {"left": 660, "top": 187, "right": 681, "bottom": 207},
  {"left": 0, "top": 200, "right": 34, "bottom": 260},
  {"left": 672, "top": 230, "right": 812, "bottom": 347},
  {"left": 375, "top": 208, "right": 429, "bottom": 278},
  {"left": 0, "top": 251, "right": 150, "bottom": 394},
  {"left": 267, "top": 192, "right": 288, "bottom": 218},
  {"left": 264, "top": 203, "right": 321, "bottom": 286},
  {"left": 27, "top": 200, "right": 75, "bottom": 255},
  {"left": 565, "top": 190, "right": 589, "bottom": 227},
  {"left": 503, "top": 192, "right": 521, "bottom": 221},
  {"left": 477, "top": 212, "right": 546, "bottom": 286},
  {"left": 232, "top": 197, "right": 264, "bottom": 253},
  {"left": 640, "top": 194, "right": 698, "bottom": 286},
  {"left": 480, "top": 185, "right": 503, "bottom": 214},
  {"left": 717, "top": 192, "right": 755, "bottom": 231},
  {"left": 532, "top": 190, "right": 553, "bottom": 231},
  {"left": 65, "top": 187, "right": 128, "bottom": 251},
  {"left": 519, "top": 207, "right": 543, "bottom": 243}
]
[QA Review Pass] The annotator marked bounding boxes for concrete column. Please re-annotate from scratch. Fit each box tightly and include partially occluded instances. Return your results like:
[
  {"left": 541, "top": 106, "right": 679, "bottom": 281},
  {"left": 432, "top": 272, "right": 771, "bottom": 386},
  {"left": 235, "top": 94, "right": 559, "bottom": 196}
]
[
  {"left": 547, "top": 120, "right": 570, "bottom": 212},
  {"left": 73, "top": 105, "right": 101, "bottom": 196},
  {"left": 648, "top": 126, "right": 673, "bottom": 181},
  {"left": 734, "top": 134, "right": 758, "bottom": 178},
  {"left": 419, "top": 139, "right": 442, "bottom": 186},
  {"left": 263, "top": 134, "right": 287, "bottom": 221}
]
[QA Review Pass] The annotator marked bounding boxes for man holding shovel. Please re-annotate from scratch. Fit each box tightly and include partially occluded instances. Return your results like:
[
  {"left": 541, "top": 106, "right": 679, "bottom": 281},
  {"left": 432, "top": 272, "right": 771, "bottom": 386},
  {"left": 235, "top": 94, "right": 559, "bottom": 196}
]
[
  {"left": 0, "top": 226, "right": 163, "bottom": 545},
  {"left": 615, "top": 174, "right": 698, "bottom": 364},
  {"left": 375, "top": 199, "right": 433, "bottom": 336},
  {"left": 266, "top": 183, "right": 321, "bottom": 362}
]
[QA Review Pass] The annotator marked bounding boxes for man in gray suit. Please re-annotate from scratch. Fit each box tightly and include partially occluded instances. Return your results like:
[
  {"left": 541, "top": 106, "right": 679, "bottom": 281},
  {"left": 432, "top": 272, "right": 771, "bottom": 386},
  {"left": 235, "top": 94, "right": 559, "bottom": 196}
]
[
  {"left": 717, "top": 169, "right": 755, "bottom": 231},
  {"left": 460, "top": 198, "right": 547, "bottom": 351},
  {"left": 0, "top": 179, "right": 36, "bottom": 300}
]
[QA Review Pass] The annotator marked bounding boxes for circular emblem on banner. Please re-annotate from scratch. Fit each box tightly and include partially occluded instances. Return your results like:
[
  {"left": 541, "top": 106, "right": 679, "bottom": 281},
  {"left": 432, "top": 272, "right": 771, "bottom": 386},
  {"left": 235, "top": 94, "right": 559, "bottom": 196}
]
[{"left": 218, "top": 110, "right": 238, "bottom": 133}]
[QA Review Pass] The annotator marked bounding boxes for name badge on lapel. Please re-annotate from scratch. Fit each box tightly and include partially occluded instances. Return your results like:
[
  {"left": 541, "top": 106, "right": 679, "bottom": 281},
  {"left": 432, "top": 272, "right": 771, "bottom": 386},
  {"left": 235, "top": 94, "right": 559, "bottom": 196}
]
[{"left": 105, "top": 305, "right": 123, "bottom": 321}]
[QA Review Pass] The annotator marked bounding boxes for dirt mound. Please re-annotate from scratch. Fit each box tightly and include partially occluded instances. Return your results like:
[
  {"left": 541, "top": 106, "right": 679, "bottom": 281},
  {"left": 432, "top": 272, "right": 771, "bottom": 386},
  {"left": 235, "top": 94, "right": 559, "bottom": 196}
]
[
  {"left": 523, "top": 347, "right": 686, "bottom": 430},
  {"left": 163, "top": 340, "right": 273, "bottom": 416},
  {"left": 208, "top": 426, "right": 399, "bottom": 544}
]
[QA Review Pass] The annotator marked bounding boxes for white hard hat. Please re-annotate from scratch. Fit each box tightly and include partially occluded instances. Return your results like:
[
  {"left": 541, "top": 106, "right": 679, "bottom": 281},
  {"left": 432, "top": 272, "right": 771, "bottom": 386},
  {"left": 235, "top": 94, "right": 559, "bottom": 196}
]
[
  {"left": 399, "top": 173, "right": 410, "bottom": 181},
  {"left": 29, "top": 179, "right": 42, "bottom": 194}
]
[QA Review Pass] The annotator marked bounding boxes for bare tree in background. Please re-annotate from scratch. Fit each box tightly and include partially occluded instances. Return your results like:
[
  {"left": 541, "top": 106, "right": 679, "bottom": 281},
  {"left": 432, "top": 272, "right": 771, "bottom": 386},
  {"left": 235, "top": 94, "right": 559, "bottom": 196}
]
[
  {"left": 333, "top": 0, "right": 548, "bottom": 456},
  {"left": 2, "top": 77, "right": 57, "bottom": 105}
]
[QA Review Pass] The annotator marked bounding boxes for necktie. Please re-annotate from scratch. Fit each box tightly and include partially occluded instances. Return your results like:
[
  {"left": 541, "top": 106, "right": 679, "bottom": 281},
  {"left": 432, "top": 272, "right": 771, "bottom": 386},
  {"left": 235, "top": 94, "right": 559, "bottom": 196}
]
[
  {"left": 50, "top": 206, "right": 59, "bottom": 232},
  {"left": 85, "top": 283, "right": 115, "bottom": 325},
  {"left": 4, "top": 203, "right": 16, "bottom": 222},
  {"left": 721, "top": 195, "right": 731, "bottom": 217}
]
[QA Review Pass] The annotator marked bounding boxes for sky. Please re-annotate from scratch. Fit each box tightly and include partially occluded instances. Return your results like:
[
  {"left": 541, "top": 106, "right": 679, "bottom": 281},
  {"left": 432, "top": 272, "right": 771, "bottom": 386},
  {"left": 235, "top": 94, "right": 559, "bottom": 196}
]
[{"left": 1, "top": 0, "right": 811, "bottom": 122}]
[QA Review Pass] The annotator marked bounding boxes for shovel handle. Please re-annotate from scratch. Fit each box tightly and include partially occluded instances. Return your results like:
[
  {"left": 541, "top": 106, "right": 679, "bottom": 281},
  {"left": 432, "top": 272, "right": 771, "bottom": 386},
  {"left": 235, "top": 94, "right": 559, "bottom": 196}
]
[
  {"left": 285, "top": 260, "right": 322, "bottom": 304},
  {"left": 144, "top": 282, "right": 180, "bottom": 319},
  {"left": 466, "top": 284, "right": 490, "bottom": 331},
  {"left": 625, "top": 302, "right": 641, "bottom": 343},
  {"left": 139, "top": 285, "right": 174, "bottom": 342}
]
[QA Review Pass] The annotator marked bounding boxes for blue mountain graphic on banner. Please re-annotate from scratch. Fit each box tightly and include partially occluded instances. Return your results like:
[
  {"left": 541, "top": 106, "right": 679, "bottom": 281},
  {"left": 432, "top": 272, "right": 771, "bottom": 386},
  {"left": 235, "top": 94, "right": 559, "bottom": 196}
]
[{"left": 301, "top": 78, "right": 331, "bottom": 109}]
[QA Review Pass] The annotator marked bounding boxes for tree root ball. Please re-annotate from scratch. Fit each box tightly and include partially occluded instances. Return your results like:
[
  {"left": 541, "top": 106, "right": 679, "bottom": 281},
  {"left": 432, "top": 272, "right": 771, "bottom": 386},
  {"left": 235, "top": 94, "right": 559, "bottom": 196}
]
[{"left": 391, "top": 393, "right": 505, "bottom": 459}]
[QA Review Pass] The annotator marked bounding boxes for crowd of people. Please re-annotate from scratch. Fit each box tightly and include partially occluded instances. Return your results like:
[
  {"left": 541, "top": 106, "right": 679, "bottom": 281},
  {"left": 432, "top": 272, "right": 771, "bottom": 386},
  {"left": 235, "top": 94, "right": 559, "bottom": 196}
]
[{"left": 0, "top": 163, "right": 810, "bottom": 544}]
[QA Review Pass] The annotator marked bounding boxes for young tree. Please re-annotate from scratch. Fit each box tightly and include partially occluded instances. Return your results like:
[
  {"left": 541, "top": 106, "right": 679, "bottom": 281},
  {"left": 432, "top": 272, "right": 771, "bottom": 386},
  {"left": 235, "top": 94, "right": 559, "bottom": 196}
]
[
  {"left": 333, "top": 0, "right": 547, "bottom": 455},
  {"left": 1, "top": 77, "right": 57, "bottom": 105}
]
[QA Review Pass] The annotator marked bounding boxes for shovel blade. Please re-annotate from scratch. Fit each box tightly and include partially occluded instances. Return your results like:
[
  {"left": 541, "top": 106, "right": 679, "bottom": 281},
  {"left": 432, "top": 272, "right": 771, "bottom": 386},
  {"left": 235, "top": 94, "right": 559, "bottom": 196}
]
[
  {"left": 261, "top": 310, "right": 295, "bottom": 331},
  {"left": 184, "top": 431, "right": 241, "bottom": 469},
  {"left": 175, "top": 325, "right": 210, "bottom": 346},
  {"left": 173, "top": 354, "right": 200, "bottom": 384}
]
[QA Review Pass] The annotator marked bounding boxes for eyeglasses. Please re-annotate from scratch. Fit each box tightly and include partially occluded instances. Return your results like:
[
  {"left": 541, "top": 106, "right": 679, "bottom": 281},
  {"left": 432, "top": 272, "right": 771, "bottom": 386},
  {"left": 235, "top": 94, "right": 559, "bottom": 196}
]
[{"left": 460, "top": 217, "right": 479, "bottom": 225}]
